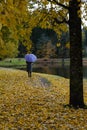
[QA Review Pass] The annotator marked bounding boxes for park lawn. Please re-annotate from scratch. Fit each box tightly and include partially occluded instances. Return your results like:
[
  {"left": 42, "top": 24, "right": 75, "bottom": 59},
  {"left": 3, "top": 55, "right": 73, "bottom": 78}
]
[
  {"left": 0, "top": 69, "right": 87, "bottom": 129},
  {"left": 0, "top": 58, "right": 25, "bottom": 66},
  {"left": 0, "top": 58, "right": 69, "bottom": 67}
]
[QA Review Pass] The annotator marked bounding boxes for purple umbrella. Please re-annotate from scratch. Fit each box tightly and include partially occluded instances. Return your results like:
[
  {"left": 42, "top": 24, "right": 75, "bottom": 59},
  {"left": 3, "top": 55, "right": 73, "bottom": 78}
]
[{"left": 25, "top": 54, "right": 37, "bottom": 62}]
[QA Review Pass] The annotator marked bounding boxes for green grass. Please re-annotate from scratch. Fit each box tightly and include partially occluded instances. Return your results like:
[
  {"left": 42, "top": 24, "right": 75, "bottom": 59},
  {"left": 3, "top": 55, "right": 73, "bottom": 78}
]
[
  {"left": 0, "top": 58, "right": 70, "bottom": 66},
  {"left": 0, "top": 58, "right": 26, "bottom": 69}
]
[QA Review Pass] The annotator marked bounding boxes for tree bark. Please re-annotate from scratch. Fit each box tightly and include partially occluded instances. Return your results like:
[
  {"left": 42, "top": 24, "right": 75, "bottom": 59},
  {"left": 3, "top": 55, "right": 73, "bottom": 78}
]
[{"left": 69, "top": 0, "right": 84, "bottom": 107}]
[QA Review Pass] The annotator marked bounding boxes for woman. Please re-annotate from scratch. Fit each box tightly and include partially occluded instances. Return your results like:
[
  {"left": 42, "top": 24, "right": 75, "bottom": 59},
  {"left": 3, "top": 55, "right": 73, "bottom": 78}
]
[{"left": 26, "top": 61, "right": 32, "bottom": 77}]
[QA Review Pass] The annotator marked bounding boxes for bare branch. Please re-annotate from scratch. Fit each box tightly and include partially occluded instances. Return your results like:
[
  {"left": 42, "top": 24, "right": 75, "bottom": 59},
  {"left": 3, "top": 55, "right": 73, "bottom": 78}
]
[{"left": 47, "top": 0, "right": 69, "bottom": 10}]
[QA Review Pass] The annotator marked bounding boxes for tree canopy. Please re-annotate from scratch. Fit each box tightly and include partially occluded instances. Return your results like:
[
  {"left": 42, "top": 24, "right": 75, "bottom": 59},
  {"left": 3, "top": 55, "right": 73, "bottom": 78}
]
[
  {"left": 0, "top": 0, "right": 70, "bottom": 59},
  {"left": 0, "top": 0, "right": 33, "bottom": 59}
]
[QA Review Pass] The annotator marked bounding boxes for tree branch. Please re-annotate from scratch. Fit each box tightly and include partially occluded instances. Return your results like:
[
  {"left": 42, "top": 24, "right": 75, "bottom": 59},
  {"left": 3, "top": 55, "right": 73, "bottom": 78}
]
[
  {"left": 47, "top": 0, "right": 69, "bottom": 10},
  {"left": 54, "top": 17, "right": 69, "bottom": 24},
  {"left": 49, "top": 8, "right": 69, "bottom": 25}
]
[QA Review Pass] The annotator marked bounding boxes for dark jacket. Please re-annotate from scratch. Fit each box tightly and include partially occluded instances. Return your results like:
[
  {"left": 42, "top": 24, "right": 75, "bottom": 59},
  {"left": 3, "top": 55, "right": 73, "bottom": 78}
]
[{"left": 26, "top": 61, "right": 32, "bottom": 72}]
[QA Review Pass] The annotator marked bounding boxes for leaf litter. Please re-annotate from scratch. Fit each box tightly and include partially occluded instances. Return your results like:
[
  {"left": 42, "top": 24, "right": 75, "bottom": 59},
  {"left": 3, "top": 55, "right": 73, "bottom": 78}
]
[{"left": 0, "top": 69, "right": 87, "bottom": 129}]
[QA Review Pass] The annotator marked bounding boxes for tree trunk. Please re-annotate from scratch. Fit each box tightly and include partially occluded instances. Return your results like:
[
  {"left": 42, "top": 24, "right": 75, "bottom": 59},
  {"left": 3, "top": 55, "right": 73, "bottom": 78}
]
[{"left": 69, "top": 0, "right": 84, "bottom": 107}]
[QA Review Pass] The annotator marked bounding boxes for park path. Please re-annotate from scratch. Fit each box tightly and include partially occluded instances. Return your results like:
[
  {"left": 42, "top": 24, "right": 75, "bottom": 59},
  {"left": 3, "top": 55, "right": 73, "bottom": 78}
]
[{"left": 0, "top": 67, "right": 51, "bottom": 88}]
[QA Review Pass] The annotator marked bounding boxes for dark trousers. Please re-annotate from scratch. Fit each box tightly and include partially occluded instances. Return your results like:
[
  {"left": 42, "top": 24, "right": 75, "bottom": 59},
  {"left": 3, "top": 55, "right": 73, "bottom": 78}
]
[{"left": 28, "top": 71, "right": 31, "bottom": 77}]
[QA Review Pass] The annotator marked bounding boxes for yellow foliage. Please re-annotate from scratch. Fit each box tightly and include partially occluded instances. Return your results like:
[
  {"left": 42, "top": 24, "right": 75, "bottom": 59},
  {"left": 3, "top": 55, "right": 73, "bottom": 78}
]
[
  {"left": 57, "top": 43, "right": 61, "bottom": 47},
  {"left": 66, "top": 42, "right": 70, "bottom": 49},
  {"left": 0, "top": 39, "right": 18, "bottom": 59},
  {"left": 0, "top": 0, "right": 32, "bottom": 56},
  {"left": 0, "top": 69, "right": 87, "bottom": 129}
]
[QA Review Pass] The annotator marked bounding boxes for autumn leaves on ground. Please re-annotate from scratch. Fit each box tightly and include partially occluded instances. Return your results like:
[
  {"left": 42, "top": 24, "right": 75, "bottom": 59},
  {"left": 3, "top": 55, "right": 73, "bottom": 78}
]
[{"left": 0, "top": 69, "right": 87, "bottom": 129}]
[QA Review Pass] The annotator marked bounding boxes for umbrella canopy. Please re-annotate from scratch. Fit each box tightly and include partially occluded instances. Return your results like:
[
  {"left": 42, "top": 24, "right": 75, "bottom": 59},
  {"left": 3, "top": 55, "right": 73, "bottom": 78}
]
[{"left": 25, "top": 54, "right": 37, "bottom": 62}]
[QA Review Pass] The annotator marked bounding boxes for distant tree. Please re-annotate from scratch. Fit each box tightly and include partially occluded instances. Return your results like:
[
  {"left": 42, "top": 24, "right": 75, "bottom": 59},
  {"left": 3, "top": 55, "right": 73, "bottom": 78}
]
[
  {"left": 30, "top": 27, "right": 58, "bottom": 57},
  {"left": 58, "top": 31, "right": 69, "bottom": 58},
  {"left": 43, "top": 40, "right": 56, "bottom": 58},
  {"left": 36, "top": 35, "right": 56, "bottom": 58},
  {"left": 30, "top": 27, "right": 44, "bottom": 54},
  {"left": 18, "top": 41, "right": 27, "bottom": 58}
]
